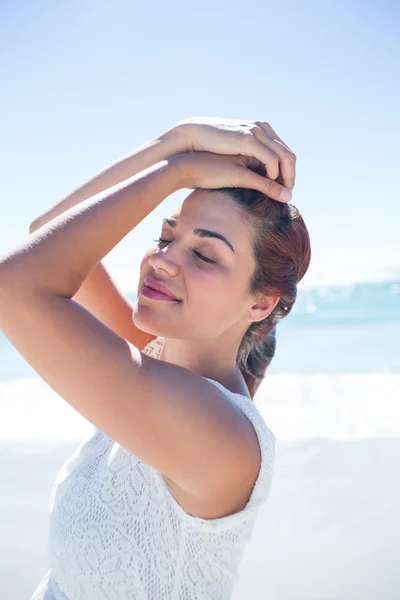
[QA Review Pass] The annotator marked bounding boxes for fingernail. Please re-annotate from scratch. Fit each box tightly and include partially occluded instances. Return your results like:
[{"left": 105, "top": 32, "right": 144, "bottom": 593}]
[{"left": 280, "top": 188, "right": 292, "bottom": 202}]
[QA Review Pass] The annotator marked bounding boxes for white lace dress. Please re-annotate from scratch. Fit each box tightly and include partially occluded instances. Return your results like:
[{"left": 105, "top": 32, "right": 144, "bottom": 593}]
[{"left": 30, "top": 337, "right": 276, "bottom": 600}]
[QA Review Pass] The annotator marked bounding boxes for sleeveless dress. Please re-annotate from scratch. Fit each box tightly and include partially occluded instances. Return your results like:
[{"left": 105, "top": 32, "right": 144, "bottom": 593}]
[{"left": 30, "top": 336, "right": 276, "bottom": 600}]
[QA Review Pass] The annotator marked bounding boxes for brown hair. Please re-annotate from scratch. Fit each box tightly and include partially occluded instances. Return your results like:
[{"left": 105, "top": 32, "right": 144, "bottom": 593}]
[{"left": 208, "top": 186, "right": 311, "bottom": 399}]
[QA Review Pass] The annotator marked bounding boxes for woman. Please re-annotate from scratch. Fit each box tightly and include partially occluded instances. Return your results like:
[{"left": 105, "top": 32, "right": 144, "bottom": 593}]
[{"left": 0, "top": 117, "right": 310, "bottom": 599}]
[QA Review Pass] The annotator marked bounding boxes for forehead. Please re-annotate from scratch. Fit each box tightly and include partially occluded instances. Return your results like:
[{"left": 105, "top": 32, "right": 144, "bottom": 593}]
[{"left": 170, "top": 190, "right": 250, "bottom": 236}]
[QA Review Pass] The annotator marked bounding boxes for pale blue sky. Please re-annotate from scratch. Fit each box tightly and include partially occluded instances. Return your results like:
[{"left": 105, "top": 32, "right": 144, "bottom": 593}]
[{"left": 1, "top": 0, "right": 399, "bottom": 292}]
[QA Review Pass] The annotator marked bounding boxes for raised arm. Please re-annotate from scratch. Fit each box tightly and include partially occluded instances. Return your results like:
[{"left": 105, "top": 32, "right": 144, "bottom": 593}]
[
  {"left": 28, "top": 126, "right": 187, "bottom": 349},
  {"left": 27, "top": 117, "right": 294, "bottom": 349},
  {"left": 29, "top": 128, "right": 188, "bottom": 232}
]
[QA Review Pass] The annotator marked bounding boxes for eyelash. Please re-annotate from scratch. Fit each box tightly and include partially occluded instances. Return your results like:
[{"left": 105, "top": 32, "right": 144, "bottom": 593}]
[{"left": 153, "top": 238, "right": 216, "bottom": 264}]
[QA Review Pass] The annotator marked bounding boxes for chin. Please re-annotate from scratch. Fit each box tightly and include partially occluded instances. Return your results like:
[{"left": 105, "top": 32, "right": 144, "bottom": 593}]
[
  {"left": 132, "top": 304, "right": 160, "bottom": 337},
  {"left": 134, "top": 304, "right": 193, "bottom": 341},
  {"left": 133, "top": 302, "right": 181, "bottom": 339}
]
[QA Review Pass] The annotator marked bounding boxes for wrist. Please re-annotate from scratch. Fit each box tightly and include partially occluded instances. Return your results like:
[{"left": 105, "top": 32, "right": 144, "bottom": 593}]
[
  {"left": 164, "top": 153, "right": 195, "bottom": 190},
  {"left": 159, "top": 122, "right": 197, "bottom": 156},
  {"left": 161, "top": 153, "right": 187, "bottom": 191}
]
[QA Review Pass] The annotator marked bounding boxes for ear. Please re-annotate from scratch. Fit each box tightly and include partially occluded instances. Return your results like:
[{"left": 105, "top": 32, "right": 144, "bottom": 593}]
[{"left": 248, "top": 295, "right": 280, "bottom": 323}]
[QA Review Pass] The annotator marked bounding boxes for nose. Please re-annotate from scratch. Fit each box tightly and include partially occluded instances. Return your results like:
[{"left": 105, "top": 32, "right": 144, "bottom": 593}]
[{"left": 148, "top": 244, "right": 180, "bottom": 276}]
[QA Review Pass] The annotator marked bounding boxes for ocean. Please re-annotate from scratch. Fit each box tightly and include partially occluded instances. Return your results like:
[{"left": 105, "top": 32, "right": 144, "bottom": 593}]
[
  {"left": 1, "top": 280, "right": 399, "bottom": 599},
  {"left": 2, "top": 279, "right": 399, "bottom": 382}
]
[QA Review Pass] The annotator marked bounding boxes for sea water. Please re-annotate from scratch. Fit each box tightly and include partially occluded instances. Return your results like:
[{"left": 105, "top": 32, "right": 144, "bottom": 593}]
[{"left": 1, "top": 279, "right": 398, "bottom": 443}]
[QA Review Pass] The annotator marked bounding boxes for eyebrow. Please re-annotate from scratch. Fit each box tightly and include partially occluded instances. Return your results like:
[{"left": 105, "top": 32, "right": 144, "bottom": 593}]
[{"left": 162, "top": 218, "right": 235, "bottom": 254}]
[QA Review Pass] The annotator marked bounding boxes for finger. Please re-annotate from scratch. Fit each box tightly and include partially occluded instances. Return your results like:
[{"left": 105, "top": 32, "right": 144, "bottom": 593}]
[
  {"left": 255, "top": 122, "right": 296, "bottom": 190},
  {"left": 248, "top": 135, "right": 295, "bottom": 191},
  {"left": 254, "top": 123, "right": 296, "bottom": 191},
  {"left": 236, "top": 166, "right": 293, "bottom": 203},
  {"left": 254, "top": 127, "right": 296, "bottom": 191},
  {"left": 242, "top": 136, "right": 280, "bottom": 181},
  {"left": 256, "top": 121, "right": 294, "bottom": 153}
]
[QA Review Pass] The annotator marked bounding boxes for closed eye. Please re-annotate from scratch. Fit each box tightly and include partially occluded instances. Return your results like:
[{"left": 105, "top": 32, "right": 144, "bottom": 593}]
[{"left": 153, "top": 238, "right": 217, "bottom": 264}]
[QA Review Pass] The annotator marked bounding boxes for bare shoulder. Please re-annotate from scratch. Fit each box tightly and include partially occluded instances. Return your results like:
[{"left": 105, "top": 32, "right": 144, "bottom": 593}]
[
  {"left": 143, "top": 337, "right": 262, "bottom": 518},
  {"left": 139, "top": 351, "right": 262, "bottom": 502},
  {"left": 0, "top": 289, "right": 259, "bottom": 514},
  {"left": 161, "top": 428, "right": 261, "bottom": 520}
]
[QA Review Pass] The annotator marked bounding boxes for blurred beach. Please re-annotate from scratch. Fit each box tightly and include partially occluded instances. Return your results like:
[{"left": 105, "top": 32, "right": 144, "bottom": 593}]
[{"left": 1, "top": 280, "right": 399, "bottom": 599}]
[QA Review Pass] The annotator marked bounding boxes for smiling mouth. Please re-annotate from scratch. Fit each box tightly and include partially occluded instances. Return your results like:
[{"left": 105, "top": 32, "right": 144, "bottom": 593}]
[{"left": 140, "top": 285, "right": 181, "bottom": 302}]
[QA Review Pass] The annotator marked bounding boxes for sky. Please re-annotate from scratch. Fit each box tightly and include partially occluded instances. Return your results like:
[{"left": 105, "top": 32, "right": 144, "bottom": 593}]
[{"left": 0, "top": 0, "right": 399, "bottom": 293}]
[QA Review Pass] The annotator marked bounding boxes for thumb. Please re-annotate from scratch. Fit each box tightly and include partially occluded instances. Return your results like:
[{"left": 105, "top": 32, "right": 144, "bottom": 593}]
[{"left": 239, "top": 166, "right": 293, "bottom": 203}]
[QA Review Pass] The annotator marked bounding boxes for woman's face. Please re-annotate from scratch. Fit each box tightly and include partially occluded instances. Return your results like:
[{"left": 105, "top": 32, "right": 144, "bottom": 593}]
[{"left": 133, "top": 190, "right": 263, "bottom": 343}]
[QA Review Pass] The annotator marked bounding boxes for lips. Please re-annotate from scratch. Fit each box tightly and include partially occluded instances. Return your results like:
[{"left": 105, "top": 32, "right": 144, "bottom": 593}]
[{"left": 143, "top": 276, "right": 179, "bottom": 300}]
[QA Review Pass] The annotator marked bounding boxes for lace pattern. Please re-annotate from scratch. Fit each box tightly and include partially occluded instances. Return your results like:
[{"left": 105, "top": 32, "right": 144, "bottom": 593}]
[{"left": 30, "top": 336, "right": 276, "bottom": 600}]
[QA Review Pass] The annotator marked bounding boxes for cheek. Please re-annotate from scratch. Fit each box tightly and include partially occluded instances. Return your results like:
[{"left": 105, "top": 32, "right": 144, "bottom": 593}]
[
  {"left": 188, "top": 267, "right": 232, "bottom": 309},
  {"left": 188, "top": 262, "right": 220, "bottom": 287},
  {"left": 187, "top": 273, "right": 244, "bottom": 336},
  {"left": 211, "top": 272, "right": 248, "bottom": 314}
]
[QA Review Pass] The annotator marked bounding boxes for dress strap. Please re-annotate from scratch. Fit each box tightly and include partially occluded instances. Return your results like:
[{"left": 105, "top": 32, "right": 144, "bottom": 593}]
[{"left": 142, "top": 336, "right": 165, "bottom": 360}]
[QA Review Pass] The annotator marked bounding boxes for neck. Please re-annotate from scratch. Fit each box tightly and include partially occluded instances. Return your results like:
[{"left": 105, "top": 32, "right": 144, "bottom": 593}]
[{"left": 159, "top": 336, "right": 251, "bottom": 399}]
